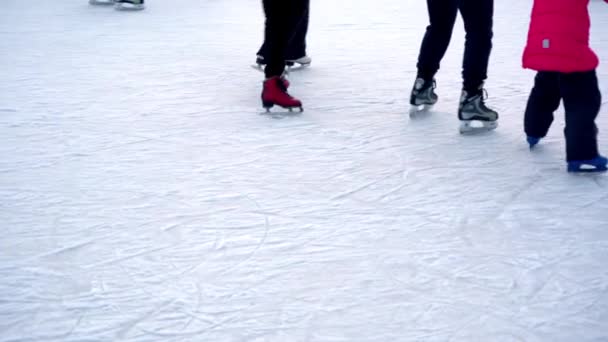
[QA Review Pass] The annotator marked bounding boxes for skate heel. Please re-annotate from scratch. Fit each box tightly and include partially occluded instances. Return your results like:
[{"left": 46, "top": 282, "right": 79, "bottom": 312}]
[
  {"left": 409, "top": 78, "right": 438, "bottom": 116},
  {"left": 262, "top": 100, "right": 274, "bottom": 111},
  {"left": 527, "top": 136, "right": 541, "bottom": 149}
]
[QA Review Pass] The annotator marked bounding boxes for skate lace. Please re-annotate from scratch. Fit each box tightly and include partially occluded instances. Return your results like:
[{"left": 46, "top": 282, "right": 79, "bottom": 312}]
[
  {"left": 275, "top": 77, "right": 287, "bottom": 91},
  {"left": 482, "top": 88, "right": 488, "bottom": 101},
  {"left": 276, "top": 77, "right": 295, "bottom": 99},
  {"left": 477, "top": 89, "right": 497, "bottom": 116},
  {"left": 476, "top": 88, "right": 489, "bottom": 108}
]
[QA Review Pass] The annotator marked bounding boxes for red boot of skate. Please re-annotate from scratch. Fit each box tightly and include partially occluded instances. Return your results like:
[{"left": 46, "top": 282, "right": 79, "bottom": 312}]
[{"left": 261, "top": 76, "right": 302, "bottom": 112}]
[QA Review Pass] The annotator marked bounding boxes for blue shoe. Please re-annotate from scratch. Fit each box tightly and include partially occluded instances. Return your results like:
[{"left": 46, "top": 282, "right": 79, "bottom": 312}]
[
  {"left": 567, "top": 155, "right": 608, "bottom": 173},
  {"left": 527, "top": 136, "right": 541, "bottom": 149}
]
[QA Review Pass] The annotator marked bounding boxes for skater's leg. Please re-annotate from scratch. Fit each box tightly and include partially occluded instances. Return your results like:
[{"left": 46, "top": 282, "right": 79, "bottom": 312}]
[
  {"left": 409, "top": 0, "right": 458, "bottom": 107},
  {"left": 459, "top": 0, "right": 494, "bottom": 93},
  {"left": 286, "top": 0, "right": 309, "bottom": 60},
  {"left": 263, "top": 0, "right": 307, "bottom": 78},
  {"left": 415, "top": 0, "right": 459, "bottom": 81},
  {"left": 561, "top": 70, "right": 602, "bottom": 162},
  {"left": 455, "top": 0, "right": 496, "bottom": 133},
  {"left": 261, "top": 0, "right": 307, "bottom": 110},
  {"left": 256, "top": 2, "right": 269, "bottom": 62},
  {"left": 524, "top": 72, "right": 561, "bottom": 141},
  {"left": 256, "top": 36, "right": 268, "bottom": 61}
]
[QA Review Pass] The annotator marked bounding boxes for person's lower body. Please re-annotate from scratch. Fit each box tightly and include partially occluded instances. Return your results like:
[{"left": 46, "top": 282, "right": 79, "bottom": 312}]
[
  {"left": 260, "top": 0, "right": 308, "bottom": 111},
  {"left": 524, "top": 70, "right": 606, "bottom": 172},
  {"left": 256, "top": 0, "right": 310, "bottom": 67},
  {"left": 410, "top": 0, "right": 497, "bottom": 133}
]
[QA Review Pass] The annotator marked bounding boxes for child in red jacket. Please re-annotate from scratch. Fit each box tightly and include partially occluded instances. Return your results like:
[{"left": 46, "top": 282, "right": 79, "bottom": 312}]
[{"left": 522, "top": 0, "right": 606, "bottom": 172}]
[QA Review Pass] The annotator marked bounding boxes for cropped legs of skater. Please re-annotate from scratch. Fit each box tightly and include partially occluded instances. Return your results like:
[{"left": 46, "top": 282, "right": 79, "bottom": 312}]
[
  {"left": 523, "top": 0, "right": 606, "bottom": 172},
  {"left": 256, "top": 0, "right": 311, "bottom": 68},
  {"left": 524, "top": 72, "right": 605, "bottom": 172},
  {"left": 260, "top": 0, "right": 308, "bottom": 111},
  {"left": 409, "top": 0, "right": 498, "bottom": 134}
]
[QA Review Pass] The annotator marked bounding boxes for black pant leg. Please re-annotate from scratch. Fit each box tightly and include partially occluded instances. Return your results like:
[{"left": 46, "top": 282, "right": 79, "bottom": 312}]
[
  {"left": 561, "top": 70, "right": 602, "bottom": 161},
  {"left": 286, "top": 0, "right": 309, "bottom": 59},
  {"left": 415, "top": 0, "right": 459, "bottom": 81},
  {"left": 262, "top": 0, "right": 308, "bottom": 78},
  {"left": 258, "top": 0, "right": 309, "bottom": 61},
  {"left": 524, "top": 71, "right": 561, "bottom": 138},
  {"left": 459, "top": 0, "right": 494, "bottom": 92}
]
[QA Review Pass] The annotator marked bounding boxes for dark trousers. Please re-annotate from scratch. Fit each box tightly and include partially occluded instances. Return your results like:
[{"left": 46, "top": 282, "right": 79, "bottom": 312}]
[
  {"left": 524, "top": 71, "right": 602, "bottom": 161},
  {"left": 258, "top": 0, "right": 309, "bottom": 61},
  {"left": 416, "top": 0, "right": 494, "bottom": 93},
  {"left": 261, "top": 0, "right": 309, "bottom": 78}
]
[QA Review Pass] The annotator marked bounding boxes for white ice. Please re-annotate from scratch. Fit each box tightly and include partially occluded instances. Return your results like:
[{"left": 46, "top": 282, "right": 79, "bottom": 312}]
[{"left": 1, "top": 0, "right": 608, "bottom": 341}]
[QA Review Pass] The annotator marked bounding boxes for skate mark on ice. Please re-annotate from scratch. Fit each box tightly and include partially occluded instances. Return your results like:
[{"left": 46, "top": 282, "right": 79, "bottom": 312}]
[
  {"left": 176, "top": 283, "right": 206, "bottom": 333},
  {"left": 164, "top": 194, "right": 271, "bottom": 278},
  {"left": 454, "top": 172, "right": 542, "bottom": 248},
  {"left": 217, "top": 194, "right": 270, "bottom": 276},
  {"left": 160, "top": 208, "right": 237, "bottom": 232},
  {"left": 115, "top": 298, "right": 180, "bottom": 339},
  {"left": 259, "top": 110, "right": 303, "bottom": 119},
  {"left": 52, "top": 311, "right": 86, "bottom": 341},
  {"left": 83, "top": 245, "right": 174, "bottom": 269},
  {"left": 0, "top": 239, "right": 97, "bottom": 270},
  {"left": 203, "top": 157, "right": 263, "bottom": 172},
  {"left": 455, "top": 215, "right": 475, "bottom": 248},
  {"left": 485, "top": 172, "right": 544, "bottom": 225},
  {"left": 591, "top": 175, "right": 607, "bottom": 188},
  {"left": 372, "top": 182, "right": 408, "bottom": 202},
  {"left": 577, "top": 191, "right": 608, "bottom": 209},
  {"left": 138, "top": 314, "right": 238, "bottom": 338},
  {"left": 329, "top": 169, "right": 403, "bottom": 201}
]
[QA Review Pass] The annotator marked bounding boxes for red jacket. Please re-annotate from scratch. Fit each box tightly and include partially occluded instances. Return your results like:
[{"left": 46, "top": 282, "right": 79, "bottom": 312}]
[{"left": 522, "top": 0, "right": 603, "bottom": 73}]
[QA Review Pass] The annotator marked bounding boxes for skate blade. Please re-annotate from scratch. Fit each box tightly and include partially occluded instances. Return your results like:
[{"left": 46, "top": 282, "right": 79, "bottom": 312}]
[
  {"left": 89, "top": 0, "right": 115, "bottom": 5},
  {"left": 568, "top": 167, "right": 608, "bottom": 173},
  {"left": 251, "top": 64, "right": 265, "bottom": 72},
  {"left": 409, "top": 104, "right": 433, "bottom": 117},
  {"left": 262, "top": 105, "right": 304, "bottom": 116},
  {"left": 459, "top": 120, "right": 498, "bottom": 134},
  {"left": 114, "top": 3, "right": 145, "bottom": 10},
  {"left": 285, "top": 63, "right": 310, "bottom": 74},
  {"left": 567, "top": 163, "right": 608, "bottom": 173}
]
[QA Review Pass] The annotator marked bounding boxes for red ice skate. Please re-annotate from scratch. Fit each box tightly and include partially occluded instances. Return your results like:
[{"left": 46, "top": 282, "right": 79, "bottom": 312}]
[{"left": 261, "top": 76, "right": 302, "bottom": 112}]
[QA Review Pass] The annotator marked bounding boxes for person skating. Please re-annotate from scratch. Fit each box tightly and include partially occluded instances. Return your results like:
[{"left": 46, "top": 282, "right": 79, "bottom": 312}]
[
  {"left": 522, "top": 0, "right": 607, "bottom": 172},
  {"left": 409, "top": 0, "right": 498, "bottom": 134},
  {"left": 255, "top": 0, "right": 311, "bottom": 69},
  {"left": 259, "top": 0, "right": 308, "bottom": 112}
]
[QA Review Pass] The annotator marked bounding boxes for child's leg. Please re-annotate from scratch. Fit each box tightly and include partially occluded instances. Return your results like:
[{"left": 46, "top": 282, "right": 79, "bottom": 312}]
[
  {"left": 524, "top": 71, "right": 561, "bottom": 139},
  {"left": 560, "top": 70, "right": 602, "bottom": 161}
]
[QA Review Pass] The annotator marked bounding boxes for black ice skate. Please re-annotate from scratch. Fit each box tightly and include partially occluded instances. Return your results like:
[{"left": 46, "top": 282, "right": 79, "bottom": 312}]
[
  {"left": 115, "top": 0, "right": 144, "bottom": 10},
  {"left": 458, "top": 87, "right": 498, "bottom": 134},
  {"left": 409, "top": 77, "right": 438, "bottom": 115}
]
